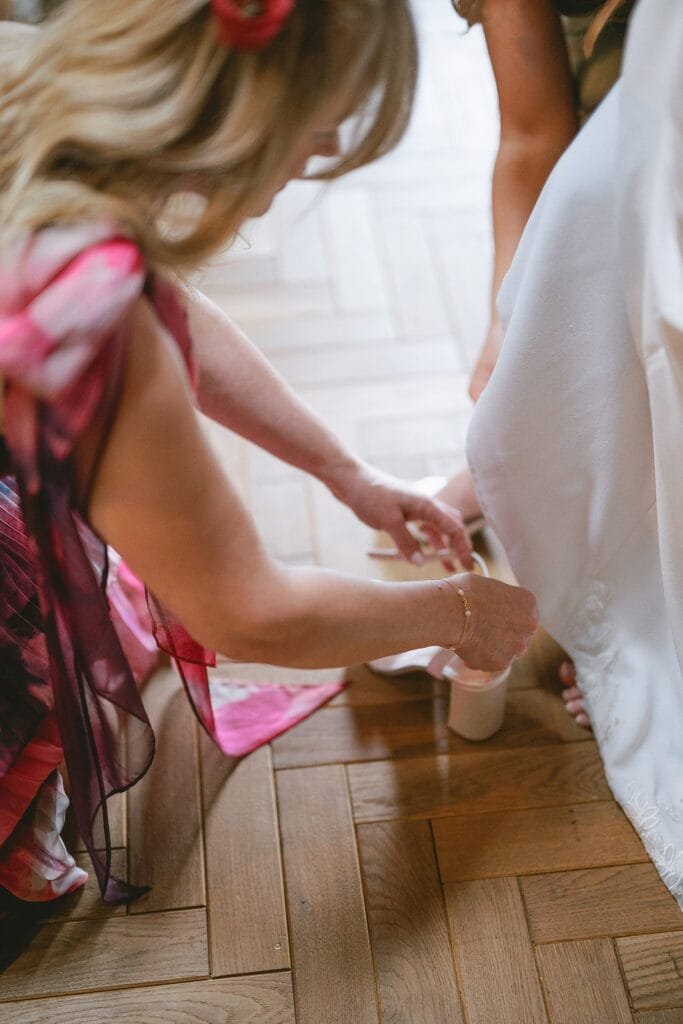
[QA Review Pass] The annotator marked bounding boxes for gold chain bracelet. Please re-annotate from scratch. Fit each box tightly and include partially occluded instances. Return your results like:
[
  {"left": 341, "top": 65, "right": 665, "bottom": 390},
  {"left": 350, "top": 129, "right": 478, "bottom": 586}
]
[{"left": 441, "top": 578, "right": 472, "bottom": 651}]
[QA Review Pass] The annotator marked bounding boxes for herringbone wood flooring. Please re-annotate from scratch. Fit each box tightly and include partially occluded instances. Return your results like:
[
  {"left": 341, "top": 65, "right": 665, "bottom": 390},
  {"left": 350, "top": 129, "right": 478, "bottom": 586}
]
[{"left": 2, "top": 1, "right": 682, "bottom": 1021}]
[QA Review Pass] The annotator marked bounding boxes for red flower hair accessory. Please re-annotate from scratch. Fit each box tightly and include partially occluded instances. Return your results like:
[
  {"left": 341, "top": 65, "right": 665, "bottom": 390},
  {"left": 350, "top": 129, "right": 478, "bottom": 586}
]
[{"left": 210, "top": 0, "right": 295, "bottom": 51}]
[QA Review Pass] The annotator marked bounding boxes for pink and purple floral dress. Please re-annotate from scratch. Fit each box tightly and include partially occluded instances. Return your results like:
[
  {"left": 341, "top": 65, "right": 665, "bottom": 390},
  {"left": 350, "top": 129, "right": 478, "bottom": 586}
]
[{"left": 0, "top": 223, "right": 342, "bottom": 904}]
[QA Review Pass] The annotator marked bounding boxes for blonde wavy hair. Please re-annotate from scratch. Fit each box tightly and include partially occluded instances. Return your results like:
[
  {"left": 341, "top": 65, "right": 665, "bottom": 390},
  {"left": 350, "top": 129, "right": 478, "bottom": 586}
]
[{"left": 0, "top": 0, "right": 417, "bottom": 270}]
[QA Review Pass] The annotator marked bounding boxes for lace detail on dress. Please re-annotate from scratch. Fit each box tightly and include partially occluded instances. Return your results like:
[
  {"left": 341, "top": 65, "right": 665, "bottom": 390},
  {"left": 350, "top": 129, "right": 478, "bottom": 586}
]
[
  {"left": 566, "top": 581, "right": 683, "bottom": 909},
  {"left": 566, "top": 580, "right": 620, "bottom": 745},
  {"left": 625, "top": 784, "right": 683, "bottom": 907}
]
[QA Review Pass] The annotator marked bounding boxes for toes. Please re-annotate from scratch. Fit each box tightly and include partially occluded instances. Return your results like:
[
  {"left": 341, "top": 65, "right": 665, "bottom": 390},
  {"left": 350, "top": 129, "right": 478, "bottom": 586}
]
[
  {"left": 557, "top": 660, "right": 590, "bottom": 728},
  {"left": 559, "top": 660, "right": 576, "bottom": 685}
]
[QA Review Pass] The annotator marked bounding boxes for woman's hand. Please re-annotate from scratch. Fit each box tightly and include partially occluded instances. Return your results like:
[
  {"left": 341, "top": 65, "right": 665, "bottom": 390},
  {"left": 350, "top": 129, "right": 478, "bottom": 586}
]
[
  {"left": 326, "top": 460, "right": 474, "bottom": 569},
  {"left": 448, "top": 572, "right": 538, "bottom": 671}
]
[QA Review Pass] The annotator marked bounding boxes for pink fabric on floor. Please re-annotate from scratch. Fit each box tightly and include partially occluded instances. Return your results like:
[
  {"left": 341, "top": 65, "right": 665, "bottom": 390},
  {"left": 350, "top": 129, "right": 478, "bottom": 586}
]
[{"left": 210, "top": 678, "right": 345, "bottom": 757}]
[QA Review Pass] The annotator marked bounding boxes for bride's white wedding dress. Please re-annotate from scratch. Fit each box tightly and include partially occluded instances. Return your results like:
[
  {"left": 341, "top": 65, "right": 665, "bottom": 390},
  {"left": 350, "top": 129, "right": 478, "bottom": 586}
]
[{"left": 468, "top": 0, "right": 683, "bottom": 906}]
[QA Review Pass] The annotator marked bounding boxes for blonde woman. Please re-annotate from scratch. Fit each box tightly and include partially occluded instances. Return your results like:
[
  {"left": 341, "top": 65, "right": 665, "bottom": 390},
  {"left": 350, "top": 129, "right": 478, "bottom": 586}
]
[{"left": 0, "top": 2, "right": 537, "bottom": 905}]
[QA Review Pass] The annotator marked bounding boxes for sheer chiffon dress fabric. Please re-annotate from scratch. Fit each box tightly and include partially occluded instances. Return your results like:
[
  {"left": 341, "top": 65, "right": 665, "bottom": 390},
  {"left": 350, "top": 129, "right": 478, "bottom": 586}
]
[
  {"left": 0, "top": 223, "right": 343, "bottom": 904},
  {"left": 467, "top": 0, "right": 683, "bottom": 906}
]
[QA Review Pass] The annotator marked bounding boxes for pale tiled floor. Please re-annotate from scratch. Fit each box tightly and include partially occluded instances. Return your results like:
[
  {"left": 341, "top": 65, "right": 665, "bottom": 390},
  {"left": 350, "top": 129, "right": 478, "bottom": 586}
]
[
  {"left": 199, "top": 0, "right": 498, "bottom": 580},
  {"left": 2, "top": 4, "right": 682, "bottom": 1023}
]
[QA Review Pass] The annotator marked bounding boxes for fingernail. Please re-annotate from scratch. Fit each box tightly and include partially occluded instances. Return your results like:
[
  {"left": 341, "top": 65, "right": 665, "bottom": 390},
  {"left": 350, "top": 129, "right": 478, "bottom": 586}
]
[{"left": 410, "top": 552, "right": 425, "bottom": 566}]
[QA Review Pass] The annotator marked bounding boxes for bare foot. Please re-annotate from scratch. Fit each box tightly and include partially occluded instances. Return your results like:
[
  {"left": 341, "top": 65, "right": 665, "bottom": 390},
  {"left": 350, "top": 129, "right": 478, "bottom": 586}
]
[
  {"left": 559, "top": 660, "right": 591, "bottom": 728},
  {"left": 434, "top": 466, "right": 483, "bottom": 525}
]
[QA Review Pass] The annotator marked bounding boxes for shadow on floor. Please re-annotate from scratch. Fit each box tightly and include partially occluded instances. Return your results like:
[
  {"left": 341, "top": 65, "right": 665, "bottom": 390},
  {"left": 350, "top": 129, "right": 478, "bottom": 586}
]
[{"left": 0, "top": 890, "right": 47, "bottom": 973}]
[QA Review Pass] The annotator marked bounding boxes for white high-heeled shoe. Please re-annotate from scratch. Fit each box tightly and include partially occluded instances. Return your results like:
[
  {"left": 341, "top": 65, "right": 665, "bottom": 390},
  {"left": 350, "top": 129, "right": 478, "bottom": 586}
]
[
  {"left": 366, "top": 476, "right": 484, "bottom": 562},
  {"left": 368, "top": 646, "right": 461, "bottom": 680}
]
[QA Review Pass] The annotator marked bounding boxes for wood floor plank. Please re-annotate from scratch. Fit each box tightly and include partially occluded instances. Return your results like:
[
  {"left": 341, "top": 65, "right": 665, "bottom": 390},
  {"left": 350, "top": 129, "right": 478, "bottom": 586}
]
[
  {"left": 380, "top": 211, "right": 452, "bottom": 338},
  {"left": 249, "top": 309, "right": 396, "bottom": 352},
  {"left": 434, "top": 801, "right": 647, "bottom": 882},
  {"left": 617, "top": 932, "right": 683, "bottom": 1011},
  {"left": 272, "top": 689, "right": 589, "bottom": 770},
  {"left": 357, "top": 409, "right": 467, "bottom": 467},
  {"left": 348, "top": 742, "right": 610, "bottom": 823},
  {"left": 522, "top": 865, "right": 683, "bottom": 943},
  {"left": 128, "top": 668, "right": 205, "bottom": 913},
  {"left": 636, "top": 1011, "right": 683, "bottom": 1023},
  {"left": 0, "top": 973, "right": 295, "bottom": 1024},
  {"left": 445, "top": 877, "right": 548, "bottom": 1024},
  {"left": 210, "top": 281, "right": 333, "bottom": 325},
  {"left": 272, "top": 697, "right": 451, "bottom": 768},
  {"left": 357, "top": 820, "right": 464, "bottom": 1024},
  {"left": 209, "top": 658, "right": 343, "bottom": 690},
  {"left": 44, "top": 849, "right": 128, "bottom": 922},
  {"left": 331, "top": 664, "right": 448, "bottom": 707},
  {"left": 499, "top": 688, "right": 589, "bottom": 743},
  {"left": 250, "top": 479, "right": 315, "bottom": 560},
  {"left": 200, "top": 742, "right": 289, "bottom": 977},
  {"left": 321, "top": 188, "right": 391, "bottom": 312},
  {"left": 275, "top": 182, "right": 329, "bottom": 287},
  {"left": 536, "top": 939, "right": 633, "bottom": 1024},
  {"left": 276, "top": 766, "right": 379, "bottom": 1024},
  {"left": 0, "top": 908, "right": 208, "bottom": 1001},
  {"left": 271, "top": 338, "right": 461, "bottom": 390}
]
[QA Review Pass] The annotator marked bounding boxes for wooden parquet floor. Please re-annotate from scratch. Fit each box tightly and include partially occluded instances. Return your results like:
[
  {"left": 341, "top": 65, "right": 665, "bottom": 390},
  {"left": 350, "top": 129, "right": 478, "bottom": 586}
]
[{"left": 2, "top": 1, "right": 682, "bottom": 1021}]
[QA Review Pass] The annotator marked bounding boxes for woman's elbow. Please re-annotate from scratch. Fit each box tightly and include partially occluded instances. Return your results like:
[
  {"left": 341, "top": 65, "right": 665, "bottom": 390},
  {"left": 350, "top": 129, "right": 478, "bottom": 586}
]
[
  {"left": 499, "top": 118, "right": 577, "bottom": 162},
  {"left": 196, "top": 597, "right": 304, "bottom": 665}
]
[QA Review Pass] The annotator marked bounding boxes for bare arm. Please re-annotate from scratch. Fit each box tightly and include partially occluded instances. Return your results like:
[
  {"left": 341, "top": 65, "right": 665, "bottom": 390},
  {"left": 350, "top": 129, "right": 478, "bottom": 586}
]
[
  {"left": 192, "top": 289, "right": 361, "bottom": 487},
  {"left": 191, "top": 288, "right": 473, "bottom": 567},
  {"left": 75, "top": 297, "right": 536, "bottom": 670},
  {"left": 486, "top": 0, "right": 577, "bottom": 303},
  {"left": 469, "top": 0, "right": 578, "bottom": 399}
]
